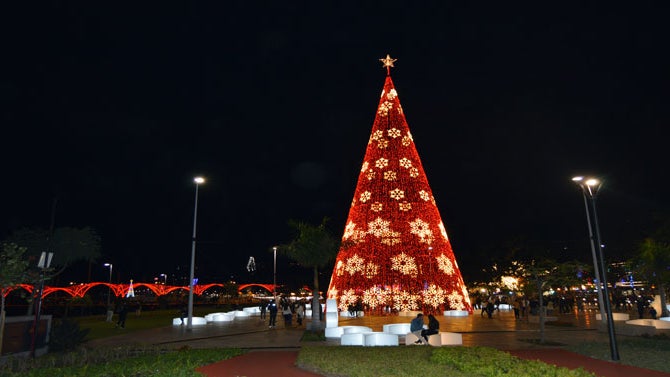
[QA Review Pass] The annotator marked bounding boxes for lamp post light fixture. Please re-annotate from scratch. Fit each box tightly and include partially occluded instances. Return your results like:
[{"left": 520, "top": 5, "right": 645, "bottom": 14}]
[
  {"left": 187, "top": 176, "right": 205, "bottom": 331},
  {"left": 104, "top": 263, "right": 114, "bottom": 322},
  {"left": 572, "top": 176, "right": 619, "bottom": 361}
]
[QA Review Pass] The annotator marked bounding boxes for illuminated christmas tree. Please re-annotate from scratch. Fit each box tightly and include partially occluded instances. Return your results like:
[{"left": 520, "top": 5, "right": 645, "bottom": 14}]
[{"left": 327, "top": 55, "right": 472, "bottom": 315}]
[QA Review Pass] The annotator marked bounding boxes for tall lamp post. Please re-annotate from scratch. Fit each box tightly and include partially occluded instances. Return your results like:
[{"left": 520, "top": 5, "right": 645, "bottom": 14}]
[
  {"left": 187, "top": 176, "right": 205, "bottom": 330},
  {"left": 572, "top": 176, "right": 619, "bottom": 361},
  {"left": 272, "top": 246, "right": 278, "bottom": 302},
  {"left": 30, "top": 251, "right": 53, "bottom": 357},
  {"left": 104, "top": 263, "right": 113, "bottom": 322}
]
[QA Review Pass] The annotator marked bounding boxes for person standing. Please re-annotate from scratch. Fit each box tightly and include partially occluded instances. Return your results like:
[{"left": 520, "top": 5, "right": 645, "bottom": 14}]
[
  {"left": 116, "top": 300, "right": 128, "bottom": 329},
  {"left": 259, "top": 300, "right": 267, "bottom": 320},
  {"left": 295, "top": 301, "right": 305, "bottom": 326},
  {"left": 410, "top": 313, "right": 425, "bottom": 344},
  {"left": 267, "top": 299, "right": 278, "bottom": 328},
  {"left": 421, "top": 314, "right": 439, "bottom": 344},
  {"left": 282, "top": 302, "right": 293, "bottom": 327}
]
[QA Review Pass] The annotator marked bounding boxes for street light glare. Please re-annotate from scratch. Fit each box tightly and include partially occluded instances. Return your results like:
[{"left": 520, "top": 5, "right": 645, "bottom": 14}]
[
  {"left": 586, "top": 179, "right": 599, "bottom": 187},
  {"left": 194, "top": 177, "right": 205, "bottom": 184},
  {"left": 104, "top": 263, "right": 111, "bottom": 267},
  {"left": 571, "top": 176, "right": 584, "bottom": 182}
]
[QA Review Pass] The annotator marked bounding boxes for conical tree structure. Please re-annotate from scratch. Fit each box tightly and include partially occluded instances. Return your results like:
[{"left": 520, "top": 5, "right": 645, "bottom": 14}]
[{"left": 327, "top": 57, "right": 472, "bottom": 315}]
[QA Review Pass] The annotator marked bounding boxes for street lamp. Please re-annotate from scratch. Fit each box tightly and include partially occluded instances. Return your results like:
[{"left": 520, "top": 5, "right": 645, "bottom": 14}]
[
  {"left": 273, "top": 246, "right": 278, "bottom": 302},
  {"left": 572, "top": 176, "right": 619, "bottom": 361},
  {"left": 104, "top": 263, "right": 113, "bottom": 322},
  {"left": 30, "top": 251, "right": 53, "bottom": 357},
  {"left": 187, "top": 176, "right": 205, "bottom": 330},
  {"left": 159, "top": 273, "right": 167, "bottom": 285}
]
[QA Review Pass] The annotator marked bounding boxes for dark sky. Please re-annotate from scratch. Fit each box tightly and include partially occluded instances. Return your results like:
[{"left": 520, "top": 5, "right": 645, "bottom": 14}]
[{"left": 2, "top": 3, "right": 669, "bottom": 287}]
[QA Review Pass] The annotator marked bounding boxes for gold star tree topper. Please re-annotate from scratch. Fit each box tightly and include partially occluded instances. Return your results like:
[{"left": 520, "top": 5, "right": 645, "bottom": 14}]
[{"left": 380, "top": 54, "right": 397, "bottom": 74}]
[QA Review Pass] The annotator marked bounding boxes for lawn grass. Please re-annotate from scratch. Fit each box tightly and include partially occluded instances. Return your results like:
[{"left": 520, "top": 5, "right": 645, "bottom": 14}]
[
  {"left": 297, "top": 345, "right": 596, "bottom": 377},
  {"left": 567, "top": 336, "right": 670, "bottom": 373}
]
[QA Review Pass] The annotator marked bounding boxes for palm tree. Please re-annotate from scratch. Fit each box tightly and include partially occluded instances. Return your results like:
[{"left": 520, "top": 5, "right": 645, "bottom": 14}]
[{"left": 283, "top": 218, "right": 339, "bottom": 331}]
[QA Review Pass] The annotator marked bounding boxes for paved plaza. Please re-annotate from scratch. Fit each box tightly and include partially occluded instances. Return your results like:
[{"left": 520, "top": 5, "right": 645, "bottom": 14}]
[{"left": 87, "top": 308, "right": 614, "bottom": 351}]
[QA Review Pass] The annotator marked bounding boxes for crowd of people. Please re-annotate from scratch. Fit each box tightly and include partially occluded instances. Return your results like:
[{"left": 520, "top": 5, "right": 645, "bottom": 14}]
[{"left": 261, "top": 296, "right": 312, "bottom": 328}]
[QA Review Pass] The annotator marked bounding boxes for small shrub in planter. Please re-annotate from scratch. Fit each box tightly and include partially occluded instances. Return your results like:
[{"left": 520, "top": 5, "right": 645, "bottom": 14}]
[{"left": 49, "top": 319, "right": 90, "bottom": 353}]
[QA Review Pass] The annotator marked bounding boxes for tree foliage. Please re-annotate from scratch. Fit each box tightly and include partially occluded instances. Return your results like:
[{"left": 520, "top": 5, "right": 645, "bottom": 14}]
[{"left": 0, "top": 243, "right": 30, "bottom": 354}]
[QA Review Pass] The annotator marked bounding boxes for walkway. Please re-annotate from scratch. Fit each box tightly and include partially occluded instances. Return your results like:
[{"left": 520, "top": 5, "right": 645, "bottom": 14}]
[{"left": 86, "top": 310, "right": 670, "bottom": 377}]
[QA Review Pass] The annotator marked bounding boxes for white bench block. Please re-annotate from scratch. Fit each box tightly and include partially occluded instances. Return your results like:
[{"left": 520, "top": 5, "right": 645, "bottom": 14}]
[
  {"left": 325, "top": 327, "right": 344, "bottom": 338},
  {"left": 326, "top": 299, "right": 338, "bottom": 313},
  {"left": 427, "top": 334, "right": 441, "bottom": 346},
  {"left": 383, "top": 323, "right": 412, "bottom": 335},
  {"left": 596, "top": 313, "right": 629, "bottom": 321},
  {"left": 660, "top": 317, "right": 670, "bottom": 322},
  {"left": 243, "top": 307, "right": 260, "bottom": 315},
  {"left": 341, "top": 333, "right": 366, "bottom": 346},
  {"left": 364, "top": 332, "right": 398, "bottom": 346},
  {"left": 440, "top": 332, "right": 463, "bottom": 345},
  {"left": 443, "top": 310, "right": 469, "bottom": 317},
  {"left": 405, "top": 332, "right": 421, "bottom": 345},
  {"left": 342, "top": 326, "right": 372, "bottom": 334},
  {"left": 233, "top": 310, "right": 250, "bottom": 317},
  {"left": 212, "top": 313, "right": 234, "bottom": 322},
  {"left": 173, "top": 318, "right": 185, "bottom": 325},
  {"left": 305, "top": 309, "right": 312, "bottom": 317},
  {"left": 186, "top": 317, "right": 207, "bottom": 326},
  {"left": 326, "top": 312, "right": 338, "bottom": 328}
]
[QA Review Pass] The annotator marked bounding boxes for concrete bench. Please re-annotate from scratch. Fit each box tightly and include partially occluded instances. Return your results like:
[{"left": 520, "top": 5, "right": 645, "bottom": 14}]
[
  {"left": 596, "top": 313, "right": 629, "bottom": 321},
  {"left": 405, "top": 331, "right": 462, "bottom": 346},
  {"left": 364, "top": 332, "right": 398, "bottom": 346},
  {"left": 443, "top": 310, "right": 469, "bottom": 317},
  {"left": 173, "top": 317, "right": 207, "bottom": 326},
  {"left": 382, "top": 323, "right": 411, "bottom": 335}
]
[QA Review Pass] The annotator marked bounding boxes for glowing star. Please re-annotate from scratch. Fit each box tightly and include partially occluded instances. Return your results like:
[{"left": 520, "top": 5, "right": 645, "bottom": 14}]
[
  {"left": 390, "top": 252, "right": 418, "bottom": 276},
  {"left": 438, "top": 222, "right": 449, "bottom": 241},
  {"left": 419, "top": 190, "right": 431, "bottom": 201},
  {"left": 364, "top": 262, "right": 379, "bottom": 278},
  {"left": 409, "top": 218, "right": 434, "bottom": 244},
  {"left": 447, "top": 290, "right": 465, "bottom": 310},
  {"left": 378, "top": 101, "right": 393, "bottom": 117},
  {"left": 388, "top": 128, "right": 401, "bottom": 138},
  {"left": 345, "top": 254, "right": 365, "bottom": 275},
  {"left": 399, "top": 158, "right": 412, "bottom": 168},
  {"left": 368, "top": 217, "right": 391, "bottom": 238},
  {"left": 379, "top": 54, "right": 397, "bottom": 71},
  {"left": 360, "top": 191, "right": 371, "bottom": 203},
  {"left": 375, "top": 158, "right": 389, "bottom": 169},
  {"left": 422, "top": 284, "right": 446, "bottom": 308},
  {"left": 361, "top": 161, "right": 369, "bottom": 172},
  {"left": 392, "top": 290, "right": 420, "bottom": 312},
  {"left": 399, "top": 202, "right": 412, "bottom": 211},
  {"left": 338, "top": 289, "right": 358, "bottom": 311},
  {"left": 389, "top": 188, "right": 405, "bottom": 200},
  {"left": 409, "top": 167, "right": 419, "bottom": 178},
  {"left": 371, "top": 202, "right": 383, "bottom": 212},
  {"left": 383, "top": 171, "right": 397, "bottom": 181},
  {"left": 437, "top": 254, "right": 455, "bottom": 275}
]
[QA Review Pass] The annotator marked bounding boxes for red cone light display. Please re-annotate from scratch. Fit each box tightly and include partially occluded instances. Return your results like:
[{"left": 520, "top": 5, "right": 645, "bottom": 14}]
[{"left": 327, "top": 56, "right": 472, "bottom": 314}]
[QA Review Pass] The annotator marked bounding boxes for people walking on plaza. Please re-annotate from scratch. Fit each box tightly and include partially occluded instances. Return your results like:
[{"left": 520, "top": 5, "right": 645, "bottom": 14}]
[
  {"left": 115, "top": 300, "right": 128, "bottom": 329},
  {"left": 178, "top": 305, "right": 187, "bottom": 325},
  {"left": 486, "top": 299, "right": 495, "bottom": 319},
  {"left": 512, "top": 298, "right": 520, "bottom": 319},
  {"left": 410, "top": 313, "right": 425, "bottom": 344},
  {"left": 267, "top": 299, "right": 278, "bottom": 328},
  {"left": 649, "top": 306, "right": 657, "bottom": 319},
  {"left": 637, "top": 297, "right": 646, "bottom": 319},
  {"left": 295, "top": 301, "right": 305, "bottom": 326},
  {"left": 282, "top": 302, "right": 293, "bottom": 327},
  {"left": 421, "top": 314, "right": 439, "bottom": 343},
  {"left": 259, "top": 300, "right": 267, "bottom": 320}
]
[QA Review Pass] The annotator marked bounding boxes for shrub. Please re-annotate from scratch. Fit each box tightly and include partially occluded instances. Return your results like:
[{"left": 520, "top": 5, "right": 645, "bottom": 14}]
[{"left": 49, "top": 319, "right": 90, "bottom": 352}]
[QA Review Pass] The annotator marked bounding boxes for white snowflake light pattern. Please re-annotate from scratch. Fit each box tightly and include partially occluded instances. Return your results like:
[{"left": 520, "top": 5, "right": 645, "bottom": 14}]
[
  {"left": 388, "top": 128, "right": 401, "bottom": 138},
  {"left": 338, "top": 289, "right": 358, "bottom": 311},
  {"left": 390, "top": 252, "right": 418, "bottom": 276},
  {"left": 377, "top": 139, "right": 389, "bottom": 149},
  {"left": 389, "top": 188, "right": 405, "bottom": 200},
  {"left": 409, "top": 167, "right": 419, "bottom": 178},
  {"left": 399, "top": 158, "right": 412, "bottom": 168},
  {"left": 392, "top": 290, "right": 420, "bottom": 312},
  {"left": 419, "top": 190, "right": 430, "bottom": 201},
  {"left": 375, "top": 158, "right": 389, "bottom": 169},
  {"left": 371, "top": 202, "right": 383, "bottom": 212},
  {"left": 399, "top": 202, "right": 412, "bottom": 211},
  {"left": 446, "top": 290, "right": 465, "bottom": 310},
  {"left": 437, "top": 254, "right": 455, "bottom": 275},
  {"left": 409, "top": 218, "right": 434, "bottom": 244},
  {"left": 422, "top": 284, "right": 446, "bottom": 308},
  {"left": 368, "top": 217, "right": 390, "bottom": 238},
  {"left": 364, "top": 262, "right": 379, "bottom": 278},
  {"left": 362, "top": 287, "right": 389, "bottom": 309},
  {"left": 386, "top": 89, "right": 398, "bottom": 100},
  {"left": 366, "top": 170, "right": 375, "bottom": 180},
  {"left": 345, "top": 254, "right": 365, "bottom": 275},
  {"left": 438, "top": 222, "right": 449, "bottom": 241},
  {"left": 370, "top": 130, "right": 384, "bottom": 141},
  {"left": 401, "top": 132, "right": 413, "bottom": 146},
  {"left": 361, "top": 161, "right": 369, "bottom": 172},
  {"left": 383, "top": 171, "right": 397, "bottom": 181},
  {"left": 335, "top": 261, "right": 344, "bottom": 276},
  {"left": 378, "top": 101, "right": 393, "bottom": 117},
  {"left": 360, "top": 191, "right": 371, "bottom": 203},
  {"left": 342, "top": 221, "right": 357, "bottom": 240}
]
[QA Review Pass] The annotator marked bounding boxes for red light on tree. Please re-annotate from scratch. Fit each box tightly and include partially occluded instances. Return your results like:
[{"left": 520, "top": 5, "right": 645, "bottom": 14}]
[{"left": 327, "top": 56, "right": 472, "bottom": 315}]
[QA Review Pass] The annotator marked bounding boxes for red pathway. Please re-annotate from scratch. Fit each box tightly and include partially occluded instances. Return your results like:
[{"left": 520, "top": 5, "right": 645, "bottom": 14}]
[{"left": 197, "top": 349, "right": 670, "bottom": 377}]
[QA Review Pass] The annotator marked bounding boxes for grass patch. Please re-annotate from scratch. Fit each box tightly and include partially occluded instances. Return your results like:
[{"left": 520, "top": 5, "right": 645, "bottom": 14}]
[
  {"left": 0, "top": 346, "right": 244, "bottom": 377},
  {"left": 76, "top": 309, "right": 183, "bottom": 341},
  {"left": 568, "top": 336, "right": 670, "bottom": 373},
  {"left": 300, "top": 330, "right": 326, "bottom": 342},
  {"left": 297, "top": 346, "right": 595, "bottom": 377}
]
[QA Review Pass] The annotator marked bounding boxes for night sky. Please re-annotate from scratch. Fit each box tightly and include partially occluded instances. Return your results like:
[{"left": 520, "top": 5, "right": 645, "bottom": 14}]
[{"left": 2, "top": 4, "right": 669, "bottom": 288}]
